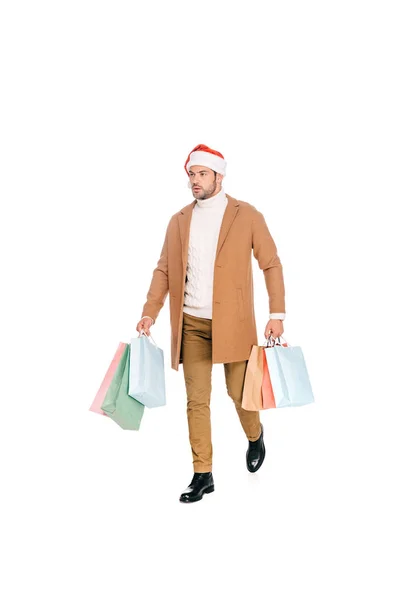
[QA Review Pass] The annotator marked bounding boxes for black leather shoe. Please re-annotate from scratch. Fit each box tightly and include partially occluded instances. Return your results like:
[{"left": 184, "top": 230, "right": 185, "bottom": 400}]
[
  {"left": 246, "top": 423, "right": 265, "bottom": 472},
  {"left": 179, "top": 472, "right": 214, "bottom": 503}
]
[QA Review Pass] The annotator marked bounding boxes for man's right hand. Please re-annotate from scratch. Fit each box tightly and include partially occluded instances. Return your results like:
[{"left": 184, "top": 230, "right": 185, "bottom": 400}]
[{"left": 136, "top": 317, "right": 153, "bottom": 336}]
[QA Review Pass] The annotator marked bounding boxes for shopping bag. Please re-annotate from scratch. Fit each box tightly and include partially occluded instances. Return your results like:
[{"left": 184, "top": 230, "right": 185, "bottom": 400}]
[
  {"left": 242, "top": 345, "right": 264, "bottom": 411},
  {"left": 128, "top": 331, "right": 166, "bottom": 408},
  {"left": 89, "top": 342, "right": 127, "bottom": 416},
  {"left": 261, "top": 349, "right": 276, "bottom": 409},
  {"left": 263, "top": 337, "right": 315, "bottom": 408},
  {"left": 101, "top": 344, "right": 145, "bottom": 430}
]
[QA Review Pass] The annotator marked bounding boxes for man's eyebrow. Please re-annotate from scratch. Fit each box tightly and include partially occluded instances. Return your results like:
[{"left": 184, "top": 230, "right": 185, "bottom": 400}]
[{"left": 189, "top": 170, "right": 208, "bottom": 174}]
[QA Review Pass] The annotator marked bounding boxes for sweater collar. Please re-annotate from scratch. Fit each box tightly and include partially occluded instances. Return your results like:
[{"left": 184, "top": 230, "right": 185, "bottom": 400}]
[{"left": 195, "top": 186, "right": 226, "bottom": 209}]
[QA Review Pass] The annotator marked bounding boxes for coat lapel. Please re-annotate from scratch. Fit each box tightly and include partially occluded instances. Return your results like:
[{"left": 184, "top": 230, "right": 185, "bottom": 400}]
[
  {"left": 178, "top": 199, "right": 196, "bottom": 267},
  {"left": 178, "top": 193, "right": 240, "bottom": 267},
  {"left": 215, "top": 193, "right": 240, "bottom": 257}
]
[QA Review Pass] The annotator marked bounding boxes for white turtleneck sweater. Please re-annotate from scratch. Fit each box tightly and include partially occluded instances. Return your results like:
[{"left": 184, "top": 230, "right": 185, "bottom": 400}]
[
  {"left": 143, "top": 187, "right": 285, "bottom": 323},
  {"left": 183, "top": 187, "right": 228, "bottom": 319}
]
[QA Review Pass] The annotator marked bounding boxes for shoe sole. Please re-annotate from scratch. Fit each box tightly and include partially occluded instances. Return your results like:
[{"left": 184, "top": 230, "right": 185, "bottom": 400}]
[{"left": 179, "top": 484, "right": 215, "bottom": 503}]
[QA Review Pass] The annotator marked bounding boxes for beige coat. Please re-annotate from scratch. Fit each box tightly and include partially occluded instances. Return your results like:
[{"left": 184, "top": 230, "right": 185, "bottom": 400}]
[{"left": 141, "top": 193, "right": 285, "bottom": 371}]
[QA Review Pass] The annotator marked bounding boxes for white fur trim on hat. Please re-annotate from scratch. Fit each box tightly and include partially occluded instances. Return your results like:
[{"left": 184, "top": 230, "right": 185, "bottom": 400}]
[{"left": 186, "top": 150, "right": 227, "bottom": 176}]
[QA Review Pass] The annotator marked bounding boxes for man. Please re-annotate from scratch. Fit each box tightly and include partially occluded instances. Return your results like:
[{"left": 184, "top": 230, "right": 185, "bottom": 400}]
[{"left": 136, "top": 144, "right": 285, "bottom": 503}]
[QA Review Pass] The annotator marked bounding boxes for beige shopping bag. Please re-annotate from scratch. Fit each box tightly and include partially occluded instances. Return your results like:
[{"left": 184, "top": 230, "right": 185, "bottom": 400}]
[{"left": 242, "top": 345, "right": 264, "bottom": 411}]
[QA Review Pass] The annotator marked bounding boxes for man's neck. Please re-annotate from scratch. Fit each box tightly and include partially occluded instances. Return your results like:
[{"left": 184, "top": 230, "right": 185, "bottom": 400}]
[{"left": 196, "top": 187, "right": 226, "bottom": 208}]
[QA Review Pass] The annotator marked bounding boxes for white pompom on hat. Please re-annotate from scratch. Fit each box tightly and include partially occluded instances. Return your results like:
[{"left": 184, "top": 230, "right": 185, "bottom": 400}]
[{"left": 184, "top": 144, "right": 227, "bottom": 177}]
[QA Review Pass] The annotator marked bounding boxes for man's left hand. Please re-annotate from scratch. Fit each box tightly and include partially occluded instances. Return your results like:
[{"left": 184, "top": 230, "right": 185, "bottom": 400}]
[{"left": 264, "top": 319, "right": 284, "bottom": 341}]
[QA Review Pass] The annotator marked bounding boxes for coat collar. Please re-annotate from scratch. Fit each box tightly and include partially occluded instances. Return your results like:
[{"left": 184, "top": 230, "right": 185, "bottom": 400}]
[{"left": 178, "top": 193, "right": 240, "bottom": 262}]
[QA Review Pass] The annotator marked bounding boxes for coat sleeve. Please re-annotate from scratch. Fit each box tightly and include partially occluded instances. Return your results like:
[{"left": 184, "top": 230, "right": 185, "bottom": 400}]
[
  {"left": 141, "top": 217, "right": 172, "bottom": 324},
  {"left": 251, "top": 209, "right": 286, "bottom": 314}
]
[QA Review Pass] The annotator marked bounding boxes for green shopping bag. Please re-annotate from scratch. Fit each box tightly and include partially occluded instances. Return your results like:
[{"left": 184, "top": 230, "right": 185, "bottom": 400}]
[{"left": 101, "top": 344, "right": 145, "bottom": 430}]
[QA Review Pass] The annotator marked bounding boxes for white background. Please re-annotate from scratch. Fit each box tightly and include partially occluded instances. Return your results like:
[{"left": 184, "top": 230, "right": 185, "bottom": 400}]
[{"left": 1, "top": 1, "right": 399, "bottom": 598}]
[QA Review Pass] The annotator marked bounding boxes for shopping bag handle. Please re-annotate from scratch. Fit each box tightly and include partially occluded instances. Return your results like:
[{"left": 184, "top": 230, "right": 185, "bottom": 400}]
[
  {"left": 138, "top": 329, "right": 159, "bottom": 348},
  {"left": 262, "top": 334, "right": 290, "bottom": 348}
]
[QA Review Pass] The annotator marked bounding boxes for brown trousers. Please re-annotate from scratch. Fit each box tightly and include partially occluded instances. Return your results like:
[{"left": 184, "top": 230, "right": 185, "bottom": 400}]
[{"left": 181, "top": 312, "right": 261, "bottom": 473}]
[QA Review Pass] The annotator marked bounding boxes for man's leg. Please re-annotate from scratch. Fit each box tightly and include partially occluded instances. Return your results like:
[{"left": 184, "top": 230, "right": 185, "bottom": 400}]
[
  {"left": 224, "top": 360, "right": 262, "bottom": 441},
  {"left": 181, "top": 313, "right": 213, "bottom": 473}
]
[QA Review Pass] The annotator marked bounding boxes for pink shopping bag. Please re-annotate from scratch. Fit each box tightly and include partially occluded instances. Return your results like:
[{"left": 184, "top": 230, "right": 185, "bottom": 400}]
[
  {"left": 89, "top": 342, "right": 127, "bottom": 416},
  {"left": 261, "top": 349, "right": 276, "bottom": 409},
  {"left": 261, "top": 339, "right": 288, "bottom": 409}
]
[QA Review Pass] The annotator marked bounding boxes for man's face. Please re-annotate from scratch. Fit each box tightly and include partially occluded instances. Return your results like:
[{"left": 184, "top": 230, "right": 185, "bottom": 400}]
[{"left": 188, "top": 166, "right": 219, "bottom": 200}]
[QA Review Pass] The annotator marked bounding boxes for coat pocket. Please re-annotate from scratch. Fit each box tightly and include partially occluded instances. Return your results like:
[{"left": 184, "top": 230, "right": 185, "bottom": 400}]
[{"left": 236, "top": 287, "right": 245, "bottom": 321}]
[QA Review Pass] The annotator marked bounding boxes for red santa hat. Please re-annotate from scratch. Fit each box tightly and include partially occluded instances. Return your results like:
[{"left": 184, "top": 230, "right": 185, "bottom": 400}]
[{"left": 184, "top": 144, "right": 227, "bottom": 177}]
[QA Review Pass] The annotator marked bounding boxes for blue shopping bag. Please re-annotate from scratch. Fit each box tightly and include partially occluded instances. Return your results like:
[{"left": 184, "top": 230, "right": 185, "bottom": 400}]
[
  {"left": 265, "top": 338, "right": 315, "bottom": 408},
  {"left": 128, "top": 331, "right": 166, "bottom": 408}
]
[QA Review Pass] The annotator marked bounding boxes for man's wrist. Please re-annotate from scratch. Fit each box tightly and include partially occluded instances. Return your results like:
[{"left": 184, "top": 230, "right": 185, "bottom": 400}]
[{"left": 142, "top": 315, "right": 155, "bottom": 325}]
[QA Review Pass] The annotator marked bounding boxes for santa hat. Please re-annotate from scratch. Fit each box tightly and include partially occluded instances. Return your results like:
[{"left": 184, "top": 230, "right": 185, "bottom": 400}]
[{"left": 184, "top": 144, "right": 227, "bottom": 177}]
